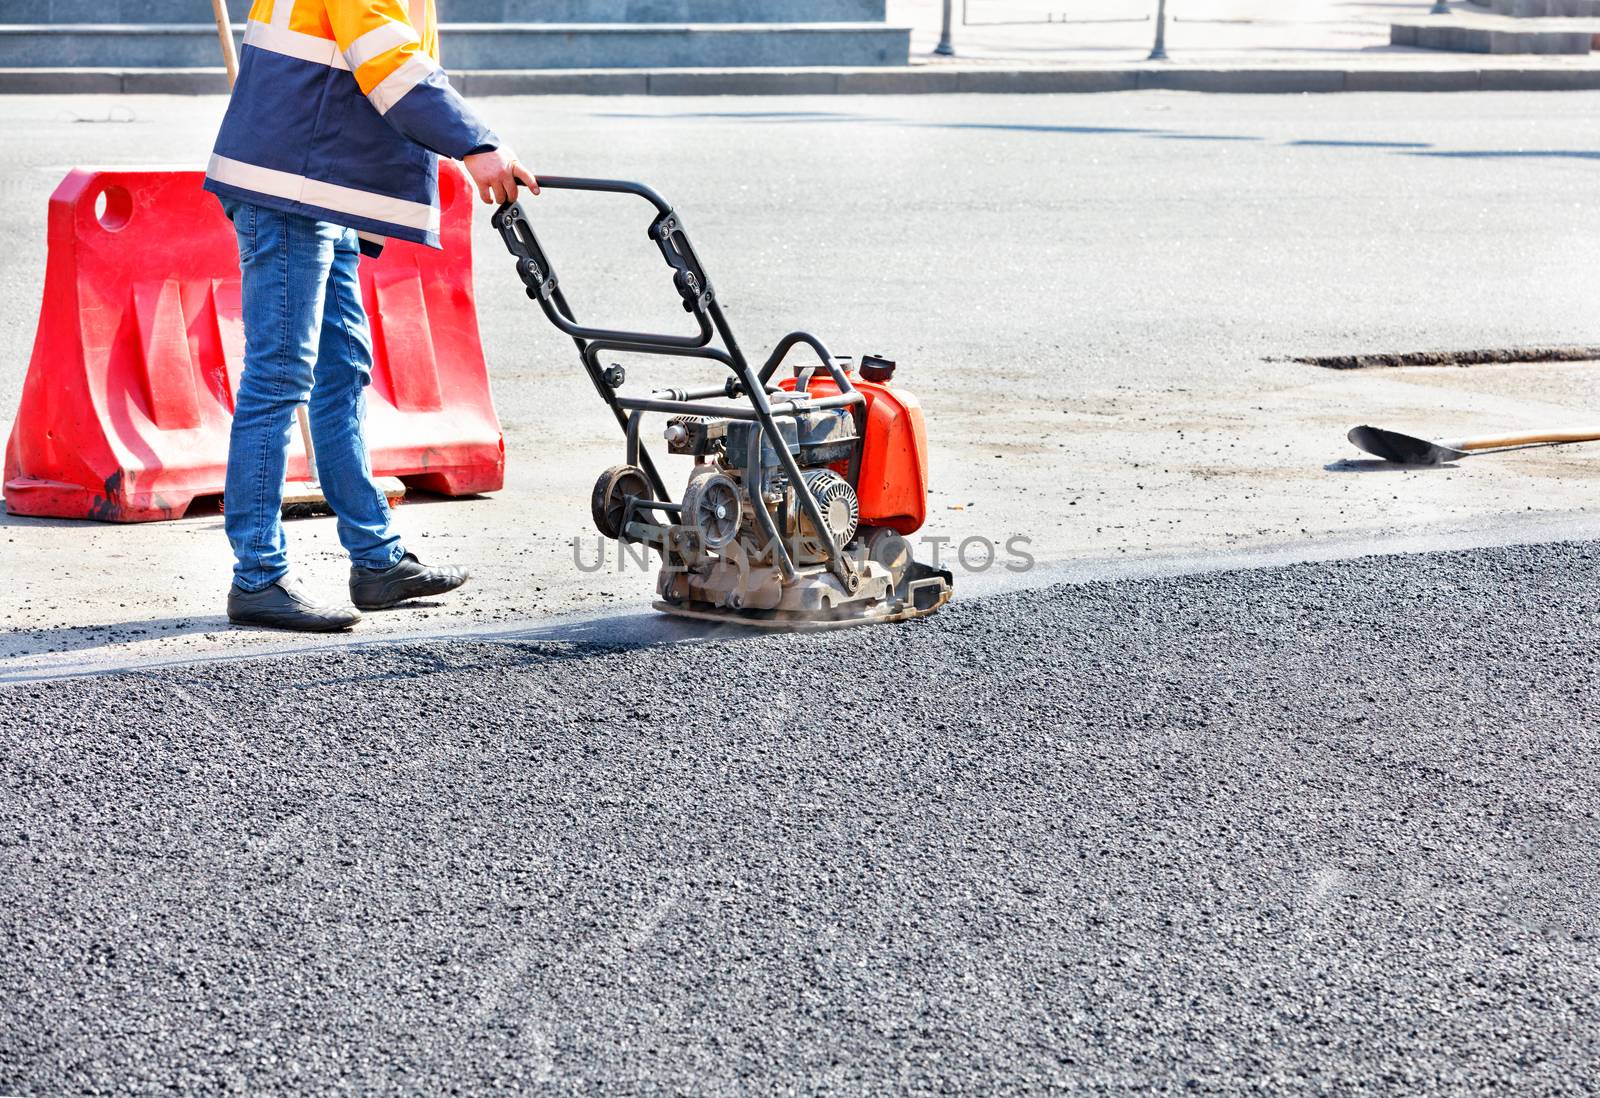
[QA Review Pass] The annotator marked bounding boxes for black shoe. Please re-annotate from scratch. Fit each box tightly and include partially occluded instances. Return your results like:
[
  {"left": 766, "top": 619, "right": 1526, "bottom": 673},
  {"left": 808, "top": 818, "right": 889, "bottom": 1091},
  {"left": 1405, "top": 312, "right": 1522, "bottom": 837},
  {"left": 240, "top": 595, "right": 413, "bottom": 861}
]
[
  {"left": 349, "top": 552, "right": 469, "bottom": 610},
  {"left": 227, "top": 576, "right": 362, "bottom": 632}
]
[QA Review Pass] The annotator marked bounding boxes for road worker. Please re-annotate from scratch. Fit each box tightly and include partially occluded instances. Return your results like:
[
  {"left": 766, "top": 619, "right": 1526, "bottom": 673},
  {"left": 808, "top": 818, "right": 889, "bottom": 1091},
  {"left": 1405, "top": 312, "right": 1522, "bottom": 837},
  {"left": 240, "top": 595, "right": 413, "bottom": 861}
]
[{"left": 204, "top": 0, "right": 535, "bottom": 631}]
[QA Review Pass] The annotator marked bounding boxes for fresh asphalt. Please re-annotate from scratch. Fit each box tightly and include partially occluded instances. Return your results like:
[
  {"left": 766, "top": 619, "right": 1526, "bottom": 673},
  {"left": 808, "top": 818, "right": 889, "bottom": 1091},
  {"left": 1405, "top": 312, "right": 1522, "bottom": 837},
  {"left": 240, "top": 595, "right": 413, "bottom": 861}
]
[{"left": 5, "top": 539, "right": 1599, "bottom": 1094}]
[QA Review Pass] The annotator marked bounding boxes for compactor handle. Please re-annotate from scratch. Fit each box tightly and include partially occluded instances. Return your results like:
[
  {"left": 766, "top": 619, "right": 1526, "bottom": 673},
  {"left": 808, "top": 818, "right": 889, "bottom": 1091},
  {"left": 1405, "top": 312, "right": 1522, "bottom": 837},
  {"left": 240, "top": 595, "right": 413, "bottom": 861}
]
[{"left": 491, "top": 177, "right": 716, "bottom": 351}]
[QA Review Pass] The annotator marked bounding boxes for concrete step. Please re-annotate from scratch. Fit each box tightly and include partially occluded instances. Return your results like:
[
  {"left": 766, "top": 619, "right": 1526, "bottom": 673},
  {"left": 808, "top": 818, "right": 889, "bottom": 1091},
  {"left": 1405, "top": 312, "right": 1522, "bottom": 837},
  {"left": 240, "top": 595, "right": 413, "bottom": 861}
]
[
  {"left": 13, "top": 64, "right": 1600, "bottom": 98},
  {"left": 0, "top": 0, "right": 884, "bottom": 25},
  {"left": 1466, "top": 0, "right": 1600, "bottom": 15},
  {"left": 1392, "top": 16, "right": 1596, "bottom": 51},
  {"left": 439, "top": 0, "right": 886, "bottom": 22},
  {"left": 0, "top": 22, "right": 911, "bottom": 69},
  {"left": 0, "top": 0, "right": 251, "bottom": 23}
]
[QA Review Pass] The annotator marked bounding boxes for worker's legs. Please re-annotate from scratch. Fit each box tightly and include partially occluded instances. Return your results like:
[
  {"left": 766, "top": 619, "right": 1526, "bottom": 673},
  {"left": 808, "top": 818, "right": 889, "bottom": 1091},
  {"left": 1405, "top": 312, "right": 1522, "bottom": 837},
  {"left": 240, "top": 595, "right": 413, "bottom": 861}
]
[
  {"left": 306, "top": 229, "right": 404, "bottom": 572},
  {"left": 222, "top": 200, "right": 340, "bottom": 592},
  {"left": 221, "top": 197, "right": 464, "bottom": 621}
]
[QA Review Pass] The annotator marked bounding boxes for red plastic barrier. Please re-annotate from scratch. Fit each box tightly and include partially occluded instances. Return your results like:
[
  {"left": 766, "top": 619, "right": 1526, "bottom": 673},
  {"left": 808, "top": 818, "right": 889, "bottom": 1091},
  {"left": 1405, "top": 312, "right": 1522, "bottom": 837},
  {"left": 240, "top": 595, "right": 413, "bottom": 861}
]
[{"left": 3, "top": 165, "right": 503, "bottom": 522}]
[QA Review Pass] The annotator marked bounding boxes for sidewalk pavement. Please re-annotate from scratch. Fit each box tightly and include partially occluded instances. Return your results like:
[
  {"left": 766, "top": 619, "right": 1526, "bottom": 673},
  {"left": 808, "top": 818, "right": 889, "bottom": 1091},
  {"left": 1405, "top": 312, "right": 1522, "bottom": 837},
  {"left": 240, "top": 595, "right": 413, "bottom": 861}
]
[
  {"left": 6, "top": 0, "right": 1600, "bottom": 95},
  {"left": 906, "top": 0, "right": 1398, "bottom": 62}
]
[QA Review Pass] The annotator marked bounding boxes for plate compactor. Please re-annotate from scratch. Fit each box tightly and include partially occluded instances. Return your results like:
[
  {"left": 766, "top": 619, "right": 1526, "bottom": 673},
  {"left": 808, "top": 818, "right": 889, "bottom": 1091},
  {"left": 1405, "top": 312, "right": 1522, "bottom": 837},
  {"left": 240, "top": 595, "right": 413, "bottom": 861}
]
[{"left": 492, "top": 178, "right": 953, "bottom": 628}]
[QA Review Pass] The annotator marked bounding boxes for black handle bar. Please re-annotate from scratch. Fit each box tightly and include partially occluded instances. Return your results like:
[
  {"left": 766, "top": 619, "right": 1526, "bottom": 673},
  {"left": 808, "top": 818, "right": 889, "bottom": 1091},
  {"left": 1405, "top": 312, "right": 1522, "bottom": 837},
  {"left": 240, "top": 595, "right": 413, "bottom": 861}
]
[
  {"left": 525, "top": 176, "right": 672, "bottom": 215},
  {"left": 491, "top": 177, "right": 714, "bottom": 351}
]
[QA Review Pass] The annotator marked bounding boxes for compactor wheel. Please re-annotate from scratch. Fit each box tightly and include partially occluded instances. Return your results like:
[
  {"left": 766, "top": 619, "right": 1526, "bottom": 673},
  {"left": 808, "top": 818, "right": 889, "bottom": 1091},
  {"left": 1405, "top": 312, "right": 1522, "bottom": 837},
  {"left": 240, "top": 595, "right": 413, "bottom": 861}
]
[{"left": 592, "top": 464, "right": 652, "bottom": 541}]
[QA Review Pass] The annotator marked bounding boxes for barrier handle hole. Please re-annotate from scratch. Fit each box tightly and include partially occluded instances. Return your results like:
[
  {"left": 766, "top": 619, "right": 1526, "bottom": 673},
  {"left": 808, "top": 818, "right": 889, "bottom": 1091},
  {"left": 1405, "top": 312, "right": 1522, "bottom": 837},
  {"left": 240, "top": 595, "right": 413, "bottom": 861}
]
[{"left": 94, "top": 185, "right": 132, "bottom": 231}]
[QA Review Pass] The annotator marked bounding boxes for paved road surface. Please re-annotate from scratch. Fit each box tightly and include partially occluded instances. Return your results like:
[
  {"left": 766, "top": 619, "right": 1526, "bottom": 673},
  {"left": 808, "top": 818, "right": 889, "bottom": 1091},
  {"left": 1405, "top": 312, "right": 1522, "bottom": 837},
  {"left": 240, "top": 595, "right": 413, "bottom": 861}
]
[
  {"left": 5, "top": 540, "right": 1599, "bottom": 1093},
  {"left": 5, "top": 90, "right": 1600, "bottom": 675}
]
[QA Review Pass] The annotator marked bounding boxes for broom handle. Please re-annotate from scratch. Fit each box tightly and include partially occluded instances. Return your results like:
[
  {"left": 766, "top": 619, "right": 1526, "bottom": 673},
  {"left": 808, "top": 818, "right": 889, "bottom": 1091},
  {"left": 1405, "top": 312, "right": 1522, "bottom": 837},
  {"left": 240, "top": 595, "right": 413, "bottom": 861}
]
[
  {"left": 1448, "top": 428, "right": 1600, "bottom": 452},
  {"left": 211, "top": 0, "right": 239, "bottom": 87}
]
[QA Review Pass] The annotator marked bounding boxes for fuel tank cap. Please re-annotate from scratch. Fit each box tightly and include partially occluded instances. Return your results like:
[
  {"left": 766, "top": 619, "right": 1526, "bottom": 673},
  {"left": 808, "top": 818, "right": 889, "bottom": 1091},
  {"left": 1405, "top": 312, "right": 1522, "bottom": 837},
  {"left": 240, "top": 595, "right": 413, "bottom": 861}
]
[{"left": 860, "top": 355, "right": 896, "bottom": 382}]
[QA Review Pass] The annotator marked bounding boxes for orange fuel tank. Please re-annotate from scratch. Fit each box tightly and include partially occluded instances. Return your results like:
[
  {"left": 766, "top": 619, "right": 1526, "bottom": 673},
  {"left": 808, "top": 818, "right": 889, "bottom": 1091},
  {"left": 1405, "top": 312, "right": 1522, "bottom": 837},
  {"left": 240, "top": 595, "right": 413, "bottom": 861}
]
[{"left": 779, "top": 363, "right": 929, "bottom": 535}]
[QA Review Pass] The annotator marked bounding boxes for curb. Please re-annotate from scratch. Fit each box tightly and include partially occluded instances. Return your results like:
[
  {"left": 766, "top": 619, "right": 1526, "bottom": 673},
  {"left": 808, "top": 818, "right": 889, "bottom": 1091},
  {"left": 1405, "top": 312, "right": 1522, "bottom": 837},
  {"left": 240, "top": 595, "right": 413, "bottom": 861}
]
[{"left": 6, "top": 64, "right": 1600, "bottom": 95}]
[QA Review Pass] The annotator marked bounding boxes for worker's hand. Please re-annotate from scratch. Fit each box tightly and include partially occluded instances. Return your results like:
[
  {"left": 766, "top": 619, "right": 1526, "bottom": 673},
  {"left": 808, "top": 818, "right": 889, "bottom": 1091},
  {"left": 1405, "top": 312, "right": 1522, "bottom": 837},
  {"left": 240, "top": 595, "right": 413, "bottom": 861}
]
[{"left": 463, "top": 147, "right": 539, "bottom": 205}]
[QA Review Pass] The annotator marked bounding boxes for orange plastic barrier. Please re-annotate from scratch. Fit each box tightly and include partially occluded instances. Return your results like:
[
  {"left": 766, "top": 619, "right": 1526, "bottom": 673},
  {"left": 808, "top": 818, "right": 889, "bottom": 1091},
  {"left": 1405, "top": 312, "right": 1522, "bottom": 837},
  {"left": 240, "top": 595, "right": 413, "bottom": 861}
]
[{"left": 3, "top": 165, "right": 503, "bottom": 521}]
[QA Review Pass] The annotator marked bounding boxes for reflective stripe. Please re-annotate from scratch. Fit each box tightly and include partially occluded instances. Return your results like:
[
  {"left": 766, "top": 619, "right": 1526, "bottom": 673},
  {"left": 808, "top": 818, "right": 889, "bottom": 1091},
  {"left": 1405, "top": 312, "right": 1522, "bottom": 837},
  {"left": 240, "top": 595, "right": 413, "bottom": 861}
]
[
  {"left": 243, "top": 19, "right": 349, "bottom": 70},
  {"left": 368, "top": 52, "right": 437, "bottom": 115},
  {"left": 270, "top": 0, "right": 291, "bottom": 29},
  {"left": 343, "top": 19, "right": 419, "bottom": 71},
  {"left": 208, "top": 154, "right": 440, "bottom": 234},
  {"left": 357, "top": 230, "right": 388, "bottom": 247}
]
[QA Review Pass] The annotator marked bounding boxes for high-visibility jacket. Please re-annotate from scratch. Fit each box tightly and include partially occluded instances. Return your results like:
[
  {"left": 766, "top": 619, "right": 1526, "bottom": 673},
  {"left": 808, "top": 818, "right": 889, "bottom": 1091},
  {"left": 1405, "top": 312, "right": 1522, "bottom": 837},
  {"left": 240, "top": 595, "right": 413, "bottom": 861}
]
[{"left": 203, "top": 0, "right": 497, "bottom": 256}]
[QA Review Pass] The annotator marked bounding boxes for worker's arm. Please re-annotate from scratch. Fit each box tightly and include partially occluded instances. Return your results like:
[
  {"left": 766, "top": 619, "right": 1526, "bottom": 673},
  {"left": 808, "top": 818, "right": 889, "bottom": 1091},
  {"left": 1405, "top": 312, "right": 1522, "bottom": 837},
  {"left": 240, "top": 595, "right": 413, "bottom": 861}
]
[{"left": 326, "top": 0, "right": 537, "bottom": 202}]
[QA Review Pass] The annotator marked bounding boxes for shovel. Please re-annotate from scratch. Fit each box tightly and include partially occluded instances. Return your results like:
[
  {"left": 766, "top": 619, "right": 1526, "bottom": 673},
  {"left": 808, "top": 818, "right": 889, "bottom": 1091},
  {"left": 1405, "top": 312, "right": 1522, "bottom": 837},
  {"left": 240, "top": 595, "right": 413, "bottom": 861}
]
[{"left": 1347, "top": 424, "right": 1600, "bottom": 466}]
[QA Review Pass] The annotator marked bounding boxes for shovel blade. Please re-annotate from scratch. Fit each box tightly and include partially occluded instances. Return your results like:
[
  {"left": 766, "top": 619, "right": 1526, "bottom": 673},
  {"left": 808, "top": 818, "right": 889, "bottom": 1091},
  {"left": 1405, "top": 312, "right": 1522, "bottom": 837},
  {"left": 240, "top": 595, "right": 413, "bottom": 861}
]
[{"left": 1347, "top": 425, "right": 1467, "bottom": 466}]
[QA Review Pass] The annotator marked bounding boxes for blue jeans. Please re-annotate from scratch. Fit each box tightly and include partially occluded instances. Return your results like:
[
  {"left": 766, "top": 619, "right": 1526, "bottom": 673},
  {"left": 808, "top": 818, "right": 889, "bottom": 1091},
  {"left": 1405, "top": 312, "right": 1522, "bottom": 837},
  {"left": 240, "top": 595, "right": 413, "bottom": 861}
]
[{"left": 221, "top": 199, "right": 404, "bottom": 591}]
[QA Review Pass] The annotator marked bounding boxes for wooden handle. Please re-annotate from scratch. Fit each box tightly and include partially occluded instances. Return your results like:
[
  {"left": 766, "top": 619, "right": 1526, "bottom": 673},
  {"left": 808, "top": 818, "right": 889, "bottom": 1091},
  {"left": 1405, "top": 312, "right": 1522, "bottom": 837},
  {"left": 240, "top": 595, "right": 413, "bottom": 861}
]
[
  {"left": 211, "top": 0, "right": 239, "bottom": 87},
  {"left": 1449, "top": 428, "right": 1600, "bottom": 452}
]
